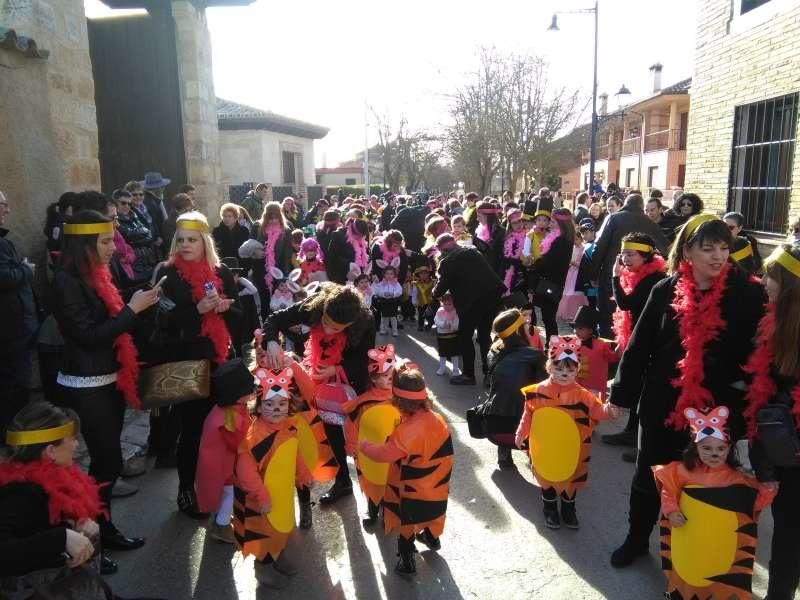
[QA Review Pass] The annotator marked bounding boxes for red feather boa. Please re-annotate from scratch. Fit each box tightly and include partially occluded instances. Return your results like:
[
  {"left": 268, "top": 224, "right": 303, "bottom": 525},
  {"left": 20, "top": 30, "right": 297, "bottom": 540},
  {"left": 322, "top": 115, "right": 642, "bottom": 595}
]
[
  {"left": 87, "top": 265, "right": 140, "bottom": 408},
  {"left": 742, "top": 303, "right": 800, "bottom": 438},
  {"left": 666, "top": 260, "right": 730, "bottom": 428},
  {"left": 304, "top": 324, "right": 346, "bottom": 373},
  {"left": 612, "top": 255, "right": 667, "bottom": 351},
  {"left": 0, "top": 460, "right": 104, "bottom": 524},
  {"left": 172, "top": 256, "right": 231, "bottom": 364}
]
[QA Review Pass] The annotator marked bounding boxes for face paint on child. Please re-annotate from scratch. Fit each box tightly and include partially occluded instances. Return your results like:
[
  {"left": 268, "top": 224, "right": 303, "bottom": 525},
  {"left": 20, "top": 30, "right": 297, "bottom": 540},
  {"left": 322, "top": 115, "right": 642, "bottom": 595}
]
[
  {"left": 696, "top": 438, "right": 730, "bottom": 469},
  {"left": 548, "top": 359, "right": 579, "bottom": 386},
  {"left": 261, "top": 394, "right": 290, "bottom": 423}
]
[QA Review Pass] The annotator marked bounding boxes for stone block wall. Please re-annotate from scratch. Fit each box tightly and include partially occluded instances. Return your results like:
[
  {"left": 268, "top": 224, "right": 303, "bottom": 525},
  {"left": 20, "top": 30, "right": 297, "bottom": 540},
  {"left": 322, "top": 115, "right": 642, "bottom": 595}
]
[
  {"left": 685, "top": 0, "right": 800, "bottom": 231},
  {"left": 173, "top": 0, "right": 223, "bottom": 220},
  {"left": 0, "top": 0, "right": 100, "bottom": 258}
]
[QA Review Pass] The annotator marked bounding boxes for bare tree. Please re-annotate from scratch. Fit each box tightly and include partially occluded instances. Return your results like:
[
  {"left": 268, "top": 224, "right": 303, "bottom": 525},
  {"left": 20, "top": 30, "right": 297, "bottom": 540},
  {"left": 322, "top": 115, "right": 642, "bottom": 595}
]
[{"left": 370, "top": 109, "right": 405, "bottom": 191}]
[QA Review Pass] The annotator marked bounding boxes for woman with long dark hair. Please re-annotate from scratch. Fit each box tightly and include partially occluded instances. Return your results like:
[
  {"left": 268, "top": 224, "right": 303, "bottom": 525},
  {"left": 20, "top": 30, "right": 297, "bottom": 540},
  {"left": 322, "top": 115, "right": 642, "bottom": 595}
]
[
  {"left": 743, "top": 244, "right": 800, "bottom": 600},
  {"left": 144, "top": 211, "right": 242, "bottom": 518},
  {"left": 325, "top": 218, "right": 370, "bottom": 284},
  {"left": 249, "top": 201, "right": 293, "bottom": 318},
  {"left": 472, "top": 198, "right": 506, "bottom": 277},
  {"left": 528, "top": 207, "right": 576, "bottom": 343},
  {"left": 607, "top": 214, "right": 766, "bottom": 568},
  {"left": 51, "top": 209, "right": 159, "bottom": 559},
  {"left": 261, "top": 283, "right": 375, "bottom": 506}
]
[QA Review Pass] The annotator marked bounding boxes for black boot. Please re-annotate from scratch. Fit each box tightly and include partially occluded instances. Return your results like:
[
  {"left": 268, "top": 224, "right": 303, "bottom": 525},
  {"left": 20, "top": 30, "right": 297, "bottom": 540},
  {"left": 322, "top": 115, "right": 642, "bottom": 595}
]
[
  {"left": 395, "top": 536, "right": 417, "bottom": 574},
  {"left": 319, "top": 478, "right": 353, "bottom": 506},
  {"left": 542, "top": 497, "right": 561, "bottom": 529},
  {"left": 610, "top": 535, "right": 649, "bottom": 568},
  {"left": 415, "top": 528, "right": 441, "bottom": 551},
  {"left": 362, "top": 500, "right": 379, "bottom": 531},
  {"left": 177, "top": 487, "right": 208, "bottom": 520},
  {"left": 560, "top": 495, "right": 579, "bottom": 529},
  {"left": 299, "top": 501, "right": 313, "bottom": 529},
  {"left": 497, "top": 446, "right": 516, "bottom": 471},
  {"left": 100, "top": 519, "right": 145, "bottom": 551}
]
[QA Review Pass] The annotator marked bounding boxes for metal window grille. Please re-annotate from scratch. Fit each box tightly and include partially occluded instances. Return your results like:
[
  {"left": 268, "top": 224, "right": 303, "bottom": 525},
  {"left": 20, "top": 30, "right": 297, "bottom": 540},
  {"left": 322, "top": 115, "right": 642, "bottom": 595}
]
[{"left": 727, "top": 93, "right": 798, "bottom": 234}]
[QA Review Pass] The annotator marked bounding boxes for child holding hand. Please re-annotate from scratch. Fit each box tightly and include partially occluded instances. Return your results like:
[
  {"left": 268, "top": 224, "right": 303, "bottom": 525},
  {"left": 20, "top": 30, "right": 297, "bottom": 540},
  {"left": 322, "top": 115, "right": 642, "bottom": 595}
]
[
  {"left": 516, "top": 335, "right": 619, "bottom": 529},
  {"left": 434, "top": 292, "right": 461, "bottom": 377}
]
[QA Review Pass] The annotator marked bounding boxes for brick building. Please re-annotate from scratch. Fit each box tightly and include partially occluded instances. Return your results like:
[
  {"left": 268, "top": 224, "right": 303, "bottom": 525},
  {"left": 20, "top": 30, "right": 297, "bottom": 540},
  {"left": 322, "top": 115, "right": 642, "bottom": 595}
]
[{"left": 684, "top": 0, "right": 800, "bottom": 242}]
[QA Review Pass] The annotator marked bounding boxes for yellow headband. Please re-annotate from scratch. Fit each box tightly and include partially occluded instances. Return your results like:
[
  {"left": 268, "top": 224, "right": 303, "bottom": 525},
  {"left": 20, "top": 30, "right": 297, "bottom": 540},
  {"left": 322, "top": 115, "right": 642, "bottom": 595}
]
[
  {"left": 5, "top": 421, "right": 75, "bottom": 446},
  {"left": 63, "top": 222, "right": 114, "bottom": 236},
  {"left": 730, "top": 243, "right": 753, "bottom": 262},
  {"left": 497, "top": 315, "right": 525, "bottom": 339},
  {"left": 684, "top": 213, "right": 719, "bottom": 239},
  {"left": 773, "top": 247, "right": 800, "bottom": 278},
  {"left": 621, "top": 241, "right": 654, "bottom": 253},
  {"left": 322, "top": 311, "right": 352, "bottom": 332},
  {"left": 176, "top": 219, "right": 209, "bottom": 233}
]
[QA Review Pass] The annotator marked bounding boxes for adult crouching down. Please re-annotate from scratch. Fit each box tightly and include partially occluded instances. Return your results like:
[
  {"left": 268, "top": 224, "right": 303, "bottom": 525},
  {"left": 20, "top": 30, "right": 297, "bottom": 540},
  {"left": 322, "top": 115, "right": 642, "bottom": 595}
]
[
  {"left": 261, "top": 283, "right": 375, "bottom": 504},
  {"left": 433, "top": 233, "right": 505, "bottom": 385},
  {"left": 143, "top": 212, "right": 242, "bottom": 518},
  {"left": 607, "top": 214, "right": 765, "bottom": 568}
]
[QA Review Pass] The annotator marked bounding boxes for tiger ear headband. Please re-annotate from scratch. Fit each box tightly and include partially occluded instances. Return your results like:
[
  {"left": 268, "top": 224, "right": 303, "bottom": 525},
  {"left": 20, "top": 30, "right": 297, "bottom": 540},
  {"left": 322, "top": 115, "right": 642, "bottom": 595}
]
[
  {"left": 367, "top": 344, "right": 395, "bottom": 374},
  {"left": 253, "top": 366, "right": 295, "bottom": 399},
  {"left": 684, "top": 406, "right": 730, "bottom": 442},
  {"left": 548, "top": 335, "right": 582, "bottom": 363}
]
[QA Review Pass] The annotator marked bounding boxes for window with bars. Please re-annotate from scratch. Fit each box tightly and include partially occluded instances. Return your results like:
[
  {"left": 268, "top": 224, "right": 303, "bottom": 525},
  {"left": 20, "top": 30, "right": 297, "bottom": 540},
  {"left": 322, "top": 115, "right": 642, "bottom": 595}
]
[
  {"left": 727, "top": 93, "right": 798, "bottom": 234},
  {"left": 282, "top": 151, "right": 296, "bottom": 184}
]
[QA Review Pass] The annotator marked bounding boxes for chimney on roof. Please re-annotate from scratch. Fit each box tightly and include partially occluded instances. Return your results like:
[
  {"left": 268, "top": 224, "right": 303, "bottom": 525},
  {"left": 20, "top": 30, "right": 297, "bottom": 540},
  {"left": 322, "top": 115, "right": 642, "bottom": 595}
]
[
  {"left": 650, "top": 63, "right": 663, "bottom": 94},
  {"left": 598, "top": 93, "right": 608, "bottom": 117}
]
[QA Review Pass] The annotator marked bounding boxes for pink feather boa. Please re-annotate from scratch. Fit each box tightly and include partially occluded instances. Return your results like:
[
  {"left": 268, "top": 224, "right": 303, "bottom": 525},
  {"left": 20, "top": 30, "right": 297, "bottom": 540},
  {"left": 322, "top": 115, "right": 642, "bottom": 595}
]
[
  {"left": 379, "top": 237, "right": 401, "bottom": 262},
  {"left": 263, "top": 224, "right": 284, "bottom": 292},
  {"left": 539, "top": 228, "right": 561, "bottom": 255},
  {"left": 475, "top": 223, "right": 492, "bottom": 243},
  {"left": 346, "top": 224, "right": 369, "bottom": 270},
  {"left": 502, "top": 230, "right": 527, "bottom": 293}
]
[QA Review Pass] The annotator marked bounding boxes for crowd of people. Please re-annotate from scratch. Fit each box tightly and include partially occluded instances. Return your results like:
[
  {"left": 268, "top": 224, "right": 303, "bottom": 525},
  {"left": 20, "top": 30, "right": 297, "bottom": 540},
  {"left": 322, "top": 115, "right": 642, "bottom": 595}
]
[{"left": 0, "top": 175, "right": 799, "bottom": 599}]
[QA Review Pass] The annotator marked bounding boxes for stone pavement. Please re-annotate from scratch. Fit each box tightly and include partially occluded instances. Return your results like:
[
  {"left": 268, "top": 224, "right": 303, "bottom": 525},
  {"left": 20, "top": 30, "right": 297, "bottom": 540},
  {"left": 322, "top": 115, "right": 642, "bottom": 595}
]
[{"left": 107, "top": 329, "right": 782, "bottom": 600}]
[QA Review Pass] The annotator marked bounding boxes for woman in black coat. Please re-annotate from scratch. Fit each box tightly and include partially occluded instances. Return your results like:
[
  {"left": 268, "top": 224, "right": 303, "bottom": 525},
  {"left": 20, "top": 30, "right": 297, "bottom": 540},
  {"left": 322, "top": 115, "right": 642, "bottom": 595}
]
[
  {"left": 212, "top": 203, "right": 250, "bottom": 261},
  {"left": 51, "top": 211, "right": 159, "bottom": 556},
  {"left": 470, "top": 308, "right": 545, "bottom": 469},
  {"left": 260, "top": 283, "right": 375, "bottom": 507},
  {"left": 743, "top": 244, "right": 800, "bottom": 600},
  {"left": 472, "top": 199, "right": 506, "bottom": 277},
  {"left": 248, "top": 202, "right": 293, "bottom": 318},
  {"left": 143, "top": 212, "right": 241, "bottom": 518},
  {"left": 325, "top": 219, "right": 370, "bottom": 284},
  {"left": 528, "top": 207, "right": 576, "bottom": 343},
  {"left": 607, "top": 214, "right": 765, "bottom": 568}
]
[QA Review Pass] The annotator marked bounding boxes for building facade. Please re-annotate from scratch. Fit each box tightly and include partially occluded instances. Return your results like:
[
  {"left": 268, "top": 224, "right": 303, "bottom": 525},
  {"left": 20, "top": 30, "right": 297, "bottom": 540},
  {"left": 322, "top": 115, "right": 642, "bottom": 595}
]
[
  {"left": 684, "top": 0, "right": 800, "bottom": 240},
  {"left": 315, "top": 165, "right": 364, "bottom": 187}
]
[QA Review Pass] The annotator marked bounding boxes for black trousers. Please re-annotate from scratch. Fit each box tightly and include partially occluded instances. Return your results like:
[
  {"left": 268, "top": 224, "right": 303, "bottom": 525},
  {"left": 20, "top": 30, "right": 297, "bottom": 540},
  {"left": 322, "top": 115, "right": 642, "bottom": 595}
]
[
  {"left": 149, "top": 405, "right": 180, "bottom": 458},
  {"left": 767, "top": 467, "right": 800, "bottom": 599},
  {"left": 176, "top": 396, "right": 214, "bottom": 490},
  {"left": 60, "top": 384, "right": 125, "bottom": 512},
  {"left": 533, "top": 297, "right": 559, "bottom": 343},
  {"left": 322, "top": 422, "right": 351, "bottom": 484},
  {"left": 458, "top": 299, "right": 498, "bottom": 378},
  {"left": 597, "top": 275, "right": 614, "bottom": 338}
]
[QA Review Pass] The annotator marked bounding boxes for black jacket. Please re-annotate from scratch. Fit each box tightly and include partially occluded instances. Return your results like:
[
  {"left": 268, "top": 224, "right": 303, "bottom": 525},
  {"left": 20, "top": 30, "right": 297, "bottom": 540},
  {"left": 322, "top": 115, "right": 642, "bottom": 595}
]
[
  {"left": 529, "top": 235, "right": 574, "bottom": 299},
  {"left": 325, "top": 228, "right": 356, "bottom": 284},
  {"left": 260, "top": 296, "right": 375, "bottom": 394},
  {"left": 369, "top": 241, "right": 409, "bottom": 282},
  {"left": 590, "top": 205, "right": 669, "bottom": 281},
  {"left": 484, "top": 346, "right": 546, "bottom": 419},
  {"left": 731, "top": 234, "right": 763, "bottom": 275},
  {"left": 472, "top": 224, "right": 506, "bottom": 277},
  {"left": 0, "top": 229, "right": 36, "bottom": 353},
  {"left": 0, "top": 481, "right": 68, "bottom": 576},
  {"left": 116, "top": 211, "right": 153, "bottom": 248},
  {"left": 390, "top": 205, "right": 428, "bottom": 253},
  {"left": 140, "top": 263, "right": 241, "bottom": 365},
  {"left": 609, "top": 267, "right": 766, "bottom": 463},
  {"left": 51, "top": 269, "right": 137, "bottom": 377},
  {"left": 379, "top": 205, "right": 397, "bottom": 232},
  {"left": 143, "top": 191, "right": 167, "bottom": 240},
  {"left": 249, "top": 223, "right": 294, "bottom": 291},
  {"left": 432, "top": 246, "right": 504, "bottom": 315},
  {"left": 659, "top": 209, "right": 687, "bottom": 243},
  {"left": 213, "top": 222, "right": 250, "bottom": 260},
  {"left": 612, "top": 269, "right": 667, "bottom": 327}
]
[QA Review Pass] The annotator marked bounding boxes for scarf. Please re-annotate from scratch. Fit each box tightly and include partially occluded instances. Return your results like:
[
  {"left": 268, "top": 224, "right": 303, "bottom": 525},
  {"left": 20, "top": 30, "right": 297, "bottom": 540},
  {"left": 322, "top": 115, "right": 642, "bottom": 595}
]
[
  {"left": 475, "top": 223, "right": 492, "bottom": 243},
  {"left": 304, "top": 324, "right": 347, "bottom": 372},
  {"left": 346, "top": 225, "right": 369, "bottom": 270},
  {"left": 379, "top": 238, "right": 401, "bottom": 262},
  {"left": 666, "top": 261, "right": 730, "bottom": 428},
  {"left": 87, "top": 265, "right": 140, "bottom": 408},
  {"left": 0, "top": 460, "right": 104, "bottom": 525},
  {"left": 539, "top": 228, "right": 560, "bottom": 255},
  {"left": 112, "top": 230, "right": 135, "bottom": 279},
  {"left": 263, "top": 224, "right": 284, "bottom": 292},
  {"left": 611, "top": 255, "right": 667, "bottom": 351},
  {"left": 173, "top": 255, "right": 231, "bottom": 364},
  {"left": 742, "top": 304, "right": 800, "bottom": 438},
  {"left": 502, "top": 230, "right": 527, "bottom": 293}
]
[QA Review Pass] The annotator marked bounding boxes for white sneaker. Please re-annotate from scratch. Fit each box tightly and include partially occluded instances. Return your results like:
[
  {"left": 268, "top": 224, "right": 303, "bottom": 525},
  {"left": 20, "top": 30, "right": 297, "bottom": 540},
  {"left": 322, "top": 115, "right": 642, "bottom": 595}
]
[
  {"left": 436, "top": 367, "right": 447, "bottom": 376},
  {"left": 392, "top": 330, "right": 398, "bottom": 337},
  {"left": 451, "top": 368, "right": 462, "bottom": 377},
  {"left": 379, "top": 328, "right": 387, "bottom": 335}
]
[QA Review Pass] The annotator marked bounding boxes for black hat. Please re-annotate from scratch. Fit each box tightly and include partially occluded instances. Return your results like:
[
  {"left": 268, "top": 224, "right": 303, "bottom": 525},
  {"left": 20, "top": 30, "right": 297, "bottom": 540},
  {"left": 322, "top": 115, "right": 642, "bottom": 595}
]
[
  {"left": 212, "top": 358, "right": 256, "bottom": 407},
  {"left": 220, "top": 256, "right": 242, "bottom": 273},
  {"left": 570, "top": 306, "right": 599, "bottom": 330},
  {"left": 535, "top": 195, "right": 554, "bottom": 218},
  {"left": 578, "top": 218, "right": 596, "bottom": 231},
  {"left": 502, "top": 291, "right": 531, "bottom": 310},
  {"left": 522, "top": 198, "right": 538, "bottom": 221}
]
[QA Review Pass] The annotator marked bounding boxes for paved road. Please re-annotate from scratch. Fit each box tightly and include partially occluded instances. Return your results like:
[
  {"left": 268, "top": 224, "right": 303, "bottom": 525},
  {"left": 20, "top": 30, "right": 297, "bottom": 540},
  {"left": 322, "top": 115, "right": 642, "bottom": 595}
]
[{"left": 109, "top": 329, "right": 781, "bottom": 600}]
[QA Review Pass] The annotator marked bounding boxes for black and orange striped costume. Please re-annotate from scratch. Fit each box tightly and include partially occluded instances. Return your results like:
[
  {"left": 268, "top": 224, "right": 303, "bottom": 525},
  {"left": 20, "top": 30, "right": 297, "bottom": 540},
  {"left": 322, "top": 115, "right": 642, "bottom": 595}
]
[
  {"left": 517, "top": 379, "right": 608, "bottom": 497},
  {"left": 653, "top": 462, "right": 776, "bottom": 600},
  {"left": 233, "top": 417, "right": 312, "bottom": 562}
]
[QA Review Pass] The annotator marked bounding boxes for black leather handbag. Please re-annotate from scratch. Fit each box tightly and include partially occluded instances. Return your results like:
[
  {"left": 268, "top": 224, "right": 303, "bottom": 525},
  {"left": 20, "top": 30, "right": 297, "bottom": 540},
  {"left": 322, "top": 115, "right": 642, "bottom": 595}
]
[{"left": 756, "top": 402, "right": 800, "bottom": 467}]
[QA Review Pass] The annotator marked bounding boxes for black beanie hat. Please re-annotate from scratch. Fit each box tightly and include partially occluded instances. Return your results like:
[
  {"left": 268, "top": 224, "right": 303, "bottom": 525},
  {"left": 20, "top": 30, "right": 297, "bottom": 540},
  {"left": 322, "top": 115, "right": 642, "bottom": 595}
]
[{"left": 212, "top": 358, "right": 256, "bottom": 407}]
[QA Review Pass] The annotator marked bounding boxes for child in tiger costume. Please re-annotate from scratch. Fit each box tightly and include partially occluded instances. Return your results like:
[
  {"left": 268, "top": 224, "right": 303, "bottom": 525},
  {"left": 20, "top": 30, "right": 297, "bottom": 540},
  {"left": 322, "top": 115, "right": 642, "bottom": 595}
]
[
  {"left": 653, "top": 406, "right": 777, "bottom": 600},
  {"left": 515, "top": 335, "right": 618, "bottom": 529}
]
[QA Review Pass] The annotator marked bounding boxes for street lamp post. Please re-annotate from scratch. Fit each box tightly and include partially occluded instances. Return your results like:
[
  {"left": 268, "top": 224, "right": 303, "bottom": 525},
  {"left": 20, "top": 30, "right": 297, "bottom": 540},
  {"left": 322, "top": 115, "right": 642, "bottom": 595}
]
[
  {"left": 614, "top": 85, "right": 646, "bottom": 190},
  {"left": 549, "top": 0, "right": 599, "bottom": 194}
]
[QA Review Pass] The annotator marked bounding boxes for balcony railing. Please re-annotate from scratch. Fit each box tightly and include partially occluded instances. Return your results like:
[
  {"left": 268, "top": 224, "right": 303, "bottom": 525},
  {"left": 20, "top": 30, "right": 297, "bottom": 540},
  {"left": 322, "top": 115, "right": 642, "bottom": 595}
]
[{"left": 621, "top": 128, "right": 688, "bottom": 156}]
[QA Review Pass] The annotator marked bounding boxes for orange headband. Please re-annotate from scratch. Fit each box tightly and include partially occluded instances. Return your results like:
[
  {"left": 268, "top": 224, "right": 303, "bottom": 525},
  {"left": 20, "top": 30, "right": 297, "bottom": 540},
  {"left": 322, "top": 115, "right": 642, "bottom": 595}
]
[{"left": 393, "top": 387, "right": 429, "bottom": 401}]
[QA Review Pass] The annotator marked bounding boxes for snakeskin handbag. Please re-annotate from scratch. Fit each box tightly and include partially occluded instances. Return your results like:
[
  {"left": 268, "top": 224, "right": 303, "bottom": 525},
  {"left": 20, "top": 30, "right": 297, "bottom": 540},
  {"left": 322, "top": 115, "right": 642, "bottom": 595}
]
[{"left": 139, "top": 360, "right": 210, "bottom": 409}]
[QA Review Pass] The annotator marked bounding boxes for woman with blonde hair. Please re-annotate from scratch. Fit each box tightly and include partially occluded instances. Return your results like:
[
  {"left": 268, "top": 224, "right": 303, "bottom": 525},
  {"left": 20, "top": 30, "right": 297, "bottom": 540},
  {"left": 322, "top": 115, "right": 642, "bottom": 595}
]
[{"left": 144, "top": 211, "right": 242, "bottom": 518}]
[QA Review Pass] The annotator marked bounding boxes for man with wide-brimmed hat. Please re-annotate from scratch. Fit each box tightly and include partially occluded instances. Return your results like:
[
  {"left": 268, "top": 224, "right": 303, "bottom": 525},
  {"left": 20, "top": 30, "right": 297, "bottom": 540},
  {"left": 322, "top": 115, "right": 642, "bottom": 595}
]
[{"left": 138, "top": 171, "right": 171, "bottom": 242}]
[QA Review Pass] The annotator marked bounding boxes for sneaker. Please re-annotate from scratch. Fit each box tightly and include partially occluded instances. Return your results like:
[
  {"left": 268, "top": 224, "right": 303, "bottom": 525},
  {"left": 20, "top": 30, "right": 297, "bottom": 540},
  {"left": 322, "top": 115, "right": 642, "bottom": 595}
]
[
  {"left": 451, "top": 368, "right": 462, "bottom": 377},
  {"left": 601, "top": 430, "right": 636, "bottom": 447},
  {"left": 121, "top": 455, "right": 147, "bottom": 478},
  {"left": 610, "top": 536, "right": 649, "bottom": 568},
  {"left": 254, "top": 561, "right": 288, "bottom": 589},
  {"left": 379, "top": 328, "right": 387, "bottom": 335},
  {"left": 435, "top": 366, "right": 447, "bottom": 376},
  {"left": 207, "top": 519, "right": 236, "bottom": 544},
  {"left": 392, "top": 330, "right": 398, "bottom": 337},
  {"left": 111, "top": 479, "right": 138, "bottom": 499}
]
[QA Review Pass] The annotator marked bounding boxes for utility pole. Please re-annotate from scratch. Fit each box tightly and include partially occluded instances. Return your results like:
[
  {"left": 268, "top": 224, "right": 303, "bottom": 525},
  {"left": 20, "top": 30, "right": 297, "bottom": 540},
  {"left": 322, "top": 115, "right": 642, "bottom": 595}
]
[{"left": 364, "top": 100, "right": 370, "bottom": 199}]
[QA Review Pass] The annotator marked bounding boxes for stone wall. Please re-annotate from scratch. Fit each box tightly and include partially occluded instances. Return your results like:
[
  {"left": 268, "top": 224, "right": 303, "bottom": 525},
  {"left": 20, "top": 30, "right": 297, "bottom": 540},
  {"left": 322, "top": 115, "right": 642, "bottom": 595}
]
[
  {"left": 685, "top": 0, "right": 800, "bottom": 233},
  {"left": 0, "top": 0, "right": 100, "bottom": 258},
  {"left": 172, "top": 0, "right": 223, "bottom": 220}
]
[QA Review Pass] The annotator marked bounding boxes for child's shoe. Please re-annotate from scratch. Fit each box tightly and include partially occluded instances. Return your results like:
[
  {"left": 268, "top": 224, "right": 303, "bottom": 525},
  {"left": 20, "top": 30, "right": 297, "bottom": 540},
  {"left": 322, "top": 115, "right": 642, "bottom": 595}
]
[
  {"left": 207, "top": 517, "right": 236, "bottom": 544},
  {"left": 542, "top": 497, "right": 561, "bottom": 529},
  {"left": 436, "top": 366, "right": 447, "bottom": 376},
  {"left": 560, "top": 497, "right": 579, "bottom": 529},
  {"left": 415, "top": 529, "right": 441, "bottom": 551},
  {"left": 274, "top": 552, "right": 298, "bottom": 576},
  {"left": 395, "top": 547, "right": 417, "bottom": 574},
  {"left": 299, "top": 501, "right": 313, "bottom": 529},
  {"left": 254, "top": 561, "right": 288, "bottom": 589}
]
